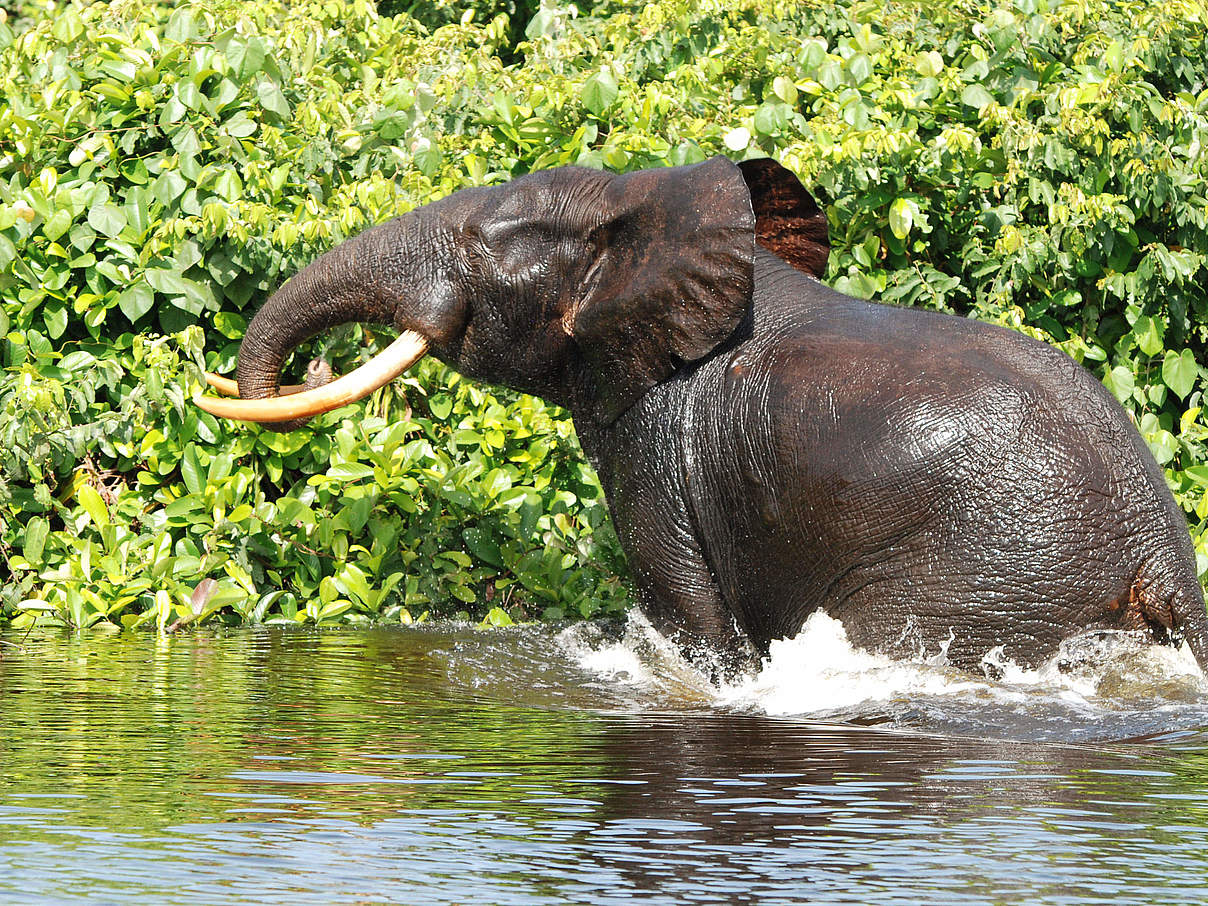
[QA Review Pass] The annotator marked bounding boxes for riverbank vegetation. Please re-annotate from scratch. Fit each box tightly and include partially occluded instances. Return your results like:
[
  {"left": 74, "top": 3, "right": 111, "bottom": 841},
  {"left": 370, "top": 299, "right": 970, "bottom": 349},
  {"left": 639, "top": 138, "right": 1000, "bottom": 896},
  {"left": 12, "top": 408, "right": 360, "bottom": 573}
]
[{"left": 2, "top": 0, "right": 1207, "bottom": 629}]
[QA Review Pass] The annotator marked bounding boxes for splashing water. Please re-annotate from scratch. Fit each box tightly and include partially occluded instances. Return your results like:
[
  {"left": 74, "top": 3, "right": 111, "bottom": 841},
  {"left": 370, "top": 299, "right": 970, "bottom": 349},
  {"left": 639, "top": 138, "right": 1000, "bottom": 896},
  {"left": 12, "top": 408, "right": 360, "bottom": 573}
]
[
  {"left": 717, "top": 612, "right": 994, "bottom": 715},
  {"left": 561, "top": 610, "right": 1208, "bottom": 741}
]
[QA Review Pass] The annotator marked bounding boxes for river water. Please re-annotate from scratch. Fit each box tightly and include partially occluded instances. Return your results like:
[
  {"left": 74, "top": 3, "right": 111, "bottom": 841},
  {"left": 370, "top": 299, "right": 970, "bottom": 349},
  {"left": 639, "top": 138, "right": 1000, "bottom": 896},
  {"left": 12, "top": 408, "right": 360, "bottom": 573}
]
[{"left": 3, "top": 613, "right": 1208, "bottom": 904}]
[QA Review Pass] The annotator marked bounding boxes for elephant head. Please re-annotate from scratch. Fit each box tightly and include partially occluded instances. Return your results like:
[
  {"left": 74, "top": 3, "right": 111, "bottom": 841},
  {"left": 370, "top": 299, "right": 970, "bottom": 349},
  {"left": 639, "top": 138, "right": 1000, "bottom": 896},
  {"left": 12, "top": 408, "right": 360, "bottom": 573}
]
[{"left": 196, "top": 157, "right": 828, "bottom": 429}]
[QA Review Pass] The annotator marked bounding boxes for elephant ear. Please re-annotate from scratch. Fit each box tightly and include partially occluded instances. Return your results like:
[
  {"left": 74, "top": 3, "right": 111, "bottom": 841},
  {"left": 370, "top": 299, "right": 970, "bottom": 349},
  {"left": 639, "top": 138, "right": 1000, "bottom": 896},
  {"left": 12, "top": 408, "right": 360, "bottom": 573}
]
[
  {"left": 570, "top": 156, "right": 755, "bottom": 425},
  {"left": 737, "top": 158, "right": 829, "bottom": 278}
]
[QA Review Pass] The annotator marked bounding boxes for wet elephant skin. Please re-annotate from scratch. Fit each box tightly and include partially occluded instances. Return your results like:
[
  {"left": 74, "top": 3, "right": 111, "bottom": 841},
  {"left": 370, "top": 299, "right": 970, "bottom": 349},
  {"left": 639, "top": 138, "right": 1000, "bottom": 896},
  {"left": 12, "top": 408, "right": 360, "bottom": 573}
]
[{"left": 588, "top": 248, "right": 1208, "bottom": 671}]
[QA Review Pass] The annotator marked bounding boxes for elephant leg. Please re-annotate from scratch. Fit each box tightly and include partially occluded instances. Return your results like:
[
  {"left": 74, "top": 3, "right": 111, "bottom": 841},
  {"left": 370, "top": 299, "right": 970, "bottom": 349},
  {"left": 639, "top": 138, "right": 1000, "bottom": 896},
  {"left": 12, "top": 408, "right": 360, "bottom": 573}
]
[
  {"left": 590, "top": 445, "right": 757, "bottom": 680},
  {"left": 611, "top": 490, "right": 758, "bottom": 682},
  {"left": 588, "top": 388, "right": 761, "bottom": 680}
]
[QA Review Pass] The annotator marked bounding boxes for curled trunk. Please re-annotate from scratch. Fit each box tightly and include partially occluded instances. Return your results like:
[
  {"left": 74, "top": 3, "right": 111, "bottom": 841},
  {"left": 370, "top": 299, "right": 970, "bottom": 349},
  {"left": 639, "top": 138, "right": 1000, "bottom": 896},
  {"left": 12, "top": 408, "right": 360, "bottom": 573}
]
[{"left": 234, "top": 224, "right": 407, "bottom": 430}]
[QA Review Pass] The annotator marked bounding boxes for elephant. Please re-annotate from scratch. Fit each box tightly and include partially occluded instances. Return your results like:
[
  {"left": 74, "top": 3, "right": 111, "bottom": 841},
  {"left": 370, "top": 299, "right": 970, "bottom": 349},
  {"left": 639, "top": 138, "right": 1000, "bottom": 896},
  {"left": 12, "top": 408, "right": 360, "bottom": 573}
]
[{"left": 197, "top": 156, "right": 1208, "bottom": 676}]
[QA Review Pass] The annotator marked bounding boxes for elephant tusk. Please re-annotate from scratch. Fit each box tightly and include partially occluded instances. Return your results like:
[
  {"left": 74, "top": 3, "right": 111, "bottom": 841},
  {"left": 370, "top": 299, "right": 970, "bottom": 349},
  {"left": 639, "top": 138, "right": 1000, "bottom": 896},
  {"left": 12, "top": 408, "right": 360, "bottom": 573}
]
[
  {"left": 204, "top": 373, "right": 310, "bottom": 397},
  {"left": 193, "top": 330, "right": 429, "bottom": 424}
]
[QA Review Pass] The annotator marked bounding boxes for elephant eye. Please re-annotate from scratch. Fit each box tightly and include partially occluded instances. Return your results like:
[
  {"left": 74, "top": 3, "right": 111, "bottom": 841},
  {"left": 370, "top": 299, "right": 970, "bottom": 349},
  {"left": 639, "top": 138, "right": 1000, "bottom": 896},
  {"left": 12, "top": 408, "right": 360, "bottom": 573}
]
[{"left": 580, "top": 254, "right": 605, "bottom": 296}]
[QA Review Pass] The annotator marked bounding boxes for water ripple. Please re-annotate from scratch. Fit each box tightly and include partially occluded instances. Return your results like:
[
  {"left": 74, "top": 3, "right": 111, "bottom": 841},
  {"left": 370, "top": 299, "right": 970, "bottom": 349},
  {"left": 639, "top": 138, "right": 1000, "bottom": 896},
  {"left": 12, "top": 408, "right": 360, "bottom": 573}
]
[{"left": 0, "top": 623, "right": 1206, "bottom": 904}]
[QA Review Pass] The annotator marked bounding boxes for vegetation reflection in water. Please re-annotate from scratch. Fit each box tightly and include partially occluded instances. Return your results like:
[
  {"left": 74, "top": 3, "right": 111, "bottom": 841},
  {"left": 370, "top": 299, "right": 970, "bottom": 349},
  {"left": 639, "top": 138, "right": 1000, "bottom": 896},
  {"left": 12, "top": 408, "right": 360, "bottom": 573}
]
[{"left": 2, "top": 626, "right": 1208, "bottom": 905}]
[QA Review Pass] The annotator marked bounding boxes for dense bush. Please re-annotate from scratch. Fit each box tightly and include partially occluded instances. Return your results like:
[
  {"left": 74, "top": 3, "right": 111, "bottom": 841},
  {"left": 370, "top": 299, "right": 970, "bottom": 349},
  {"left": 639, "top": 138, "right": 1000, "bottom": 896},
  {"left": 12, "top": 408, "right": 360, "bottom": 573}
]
[{"left": 1, "top": 0, "right": 1206, "bottom": 630}]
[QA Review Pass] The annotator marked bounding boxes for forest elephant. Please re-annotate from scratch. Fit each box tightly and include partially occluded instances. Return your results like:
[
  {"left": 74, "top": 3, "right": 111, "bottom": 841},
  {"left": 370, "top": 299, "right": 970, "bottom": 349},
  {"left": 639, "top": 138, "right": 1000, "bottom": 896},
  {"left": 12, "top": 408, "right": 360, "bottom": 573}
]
[{"left": 196, "top": 156, "right": 1208, "bottom": 675}]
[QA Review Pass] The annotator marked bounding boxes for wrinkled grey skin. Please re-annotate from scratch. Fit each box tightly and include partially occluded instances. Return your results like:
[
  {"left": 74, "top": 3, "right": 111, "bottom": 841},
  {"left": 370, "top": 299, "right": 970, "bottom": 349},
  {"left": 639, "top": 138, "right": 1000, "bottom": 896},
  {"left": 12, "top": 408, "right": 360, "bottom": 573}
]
[
  {"left": 596, "top": 249, "right": 1208, "bottom": 671},
  {"left": 233, "top": 157, "right": 1208, "bottom": 676}
]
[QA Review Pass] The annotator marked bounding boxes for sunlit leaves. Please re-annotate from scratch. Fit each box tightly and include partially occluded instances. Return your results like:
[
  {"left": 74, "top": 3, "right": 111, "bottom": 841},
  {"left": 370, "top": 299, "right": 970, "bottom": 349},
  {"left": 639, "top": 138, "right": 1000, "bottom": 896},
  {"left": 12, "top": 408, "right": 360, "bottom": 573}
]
[
  {"left": 88, "top": 205, "right": 127, "bottom": 239},
  {"left": 256, "top": 78, "right": 290, "bottom": 120},
  {"left": 888, "top": 198, "right": 917, "bottom": 240},
  {"left": 960, "top": 84, "right": 995, "bottom": 110},
  {"left": 580, "top": 68, "right": 618, "bottom": 116},
  {"left": 771, "top": 75, "right": 797, "bottom": 106},
  {"left": 916, "top": 51, "right": 944, "bottom": 77},
  {"left": 22, "top": 517, "right": 48, "bottom": 566},
  {"left": 77, "top": 485, "right": 110, "bottom": 528},
  {"left": 1103, "top": 366, "right": 1137, "bottom": 404},
  {"left": 117, "top": 283, "right": 154, "bottom": 322},
  {"left": 1164, "top": 350, "right": 1199, "bottom": 400},
  {"left": 723, "top": 127, "right": 751, "bottom": 151}
]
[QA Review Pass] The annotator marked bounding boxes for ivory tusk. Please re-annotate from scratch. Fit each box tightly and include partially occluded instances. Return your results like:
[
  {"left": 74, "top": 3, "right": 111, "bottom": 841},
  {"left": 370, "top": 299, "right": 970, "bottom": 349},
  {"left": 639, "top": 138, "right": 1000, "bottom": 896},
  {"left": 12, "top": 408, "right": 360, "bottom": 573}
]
[
  {"left": 205, "top": 373, "right": 309, "bottom": 397},
  {"left": 193, "top": 330, "right": 428, "bottom": 423}
]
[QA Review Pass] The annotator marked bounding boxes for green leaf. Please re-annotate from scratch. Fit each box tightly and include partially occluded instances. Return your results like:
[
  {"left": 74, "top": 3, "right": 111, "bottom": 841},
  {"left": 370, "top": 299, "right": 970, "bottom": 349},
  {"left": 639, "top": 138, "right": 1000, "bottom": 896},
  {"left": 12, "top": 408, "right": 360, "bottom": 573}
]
[
  {"left": 1163, "top": 349, "right": 1198, "bottom": 399},
  {"left": 117, "top": 282, "right": 154, "bottom": 322},
  {"left": 43, "top": 303, "right": 66, "bottom": 339},
  {"left": 464, "top": 526, "right": 503, "bottom": 567},
  {"left": 52, "top": 8, "right": 83, "bottom": 43},
  {"left": 439, "top": 550, "right": 473, "bottom": 568},
  {"left": 23, "top": 517, "right": 49, "bottom": 566},
  {"left": 165, "top": 8, "right": 196, "bottom": 42},
  {"left": 223, "top": 112, "right": 258, "bottom": 138},
  {"left": 1103, "top": 365, "right": 1136, "bottom": 403},
  {"left": 227, "top": 36, "right": 266, "bottom": 80},
  {"left": 328, "top": 462, "right": 374, "bottom": 480},
  {"left": 414, "top": 140, "right": 442, "bottom": 176},
  {"left": 165, "top": 497, "right": 203, "bottom": 519},
  {"left": 181, "top": 443, "right": 204, "bottom": 495},
  {"left": 146, "top": 268, "right": 193, "bottom": 296},
  {"left": 77, "top": 485, "right": 110, "bottom": 528},
  {"left": 213, "top": 312, "right": 247, "bottom": 338},
  {"left": 335, "top": 564, "right": 373, "bottom": 605},
  {"left": 771, "top": 75, "right": 798, "bottom": 105},
  {"left": 961, "top": 84, "right": 996, "bottom": 109},
  {"left": 754, "top": 102, "right": 789, "bottom": 136},
  {"left": 88, "top": 204, "right": 128, "bottom": 239},
  {"left": 916, "top": 51, "right": 944, "bottom": 77},
  {"left": 153, "top": 170, "right": 187, "bottom": 206},
  {"left": 429, "top": 394, "right": 453, "bottom": 419},
  {"left": 889, "top": 197, "right": 917, "bottom": 240},
  {"left": 799, "top": 38, "right": 828, "bottom": 73},
  {"left": 1146, "top": 429, "right": 1178, "bottom": 465},
  {"left": 213, "top": 171, "right": 243, "bottom": 203},
  {"left": 846, "top": 53, "right": 872, "bottom": 84},
  {"left": 1131, "top": 315, "right": 1165, "bottom": 357},
  {"left": 581, "top": 69, "right": 618, "bottom": 116},
  {"left": 256, "top": 79, "right": 291, "bottom": 119},
  {"left": 43, "top": 209, "right": 72, "bottom": 242},
  {"left": 480, "top": 606, "right": 514, "bottom": 628}
]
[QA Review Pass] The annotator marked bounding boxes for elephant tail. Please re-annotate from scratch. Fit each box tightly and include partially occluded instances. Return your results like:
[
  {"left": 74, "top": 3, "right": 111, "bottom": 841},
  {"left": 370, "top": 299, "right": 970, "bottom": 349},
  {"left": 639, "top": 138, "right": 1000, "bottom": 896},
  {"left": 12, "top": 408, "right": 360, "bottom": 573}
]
[
  {"left": 1144, "top": 566, "right": 1208, "bottom": 673},
  {"left": 1173, "top": 582, "right": 1208, "bottom": 673},
  {"left": 1126, "top": 560, "right": 1208, "bottom": 673}
]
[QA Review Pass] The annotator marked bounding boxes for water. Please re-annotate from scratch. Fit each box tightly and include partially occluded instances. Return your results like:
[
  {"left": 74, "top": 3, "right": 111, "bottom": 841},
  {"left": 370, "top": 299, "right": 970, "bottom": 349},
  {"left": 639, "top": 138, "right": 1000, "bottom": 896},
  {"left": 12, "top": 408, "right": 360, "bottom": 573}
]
[{"left": 3, "top": 614, "right": 1208, "bottom": 904}]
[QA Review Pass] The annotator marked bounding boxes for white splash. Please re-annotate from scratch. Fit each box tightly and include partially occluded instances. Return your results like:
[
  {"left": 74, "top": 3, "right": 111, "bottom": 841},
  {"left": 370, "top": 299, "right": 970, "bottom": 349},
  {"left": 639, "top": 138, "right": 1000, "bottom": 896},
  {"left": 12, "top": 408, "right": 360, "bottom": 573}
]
[
  {"left": 715, "top": 612, "right": 972, "bottom": 714},
  {"left": 566, "top": 609, "right": 1208, "bottom": 725},
  {"left": 571, "top": 633, "right": 653, "bottom": 687},
  {"left": 557, "top": 612, "right": 706, "bottom": 696}
]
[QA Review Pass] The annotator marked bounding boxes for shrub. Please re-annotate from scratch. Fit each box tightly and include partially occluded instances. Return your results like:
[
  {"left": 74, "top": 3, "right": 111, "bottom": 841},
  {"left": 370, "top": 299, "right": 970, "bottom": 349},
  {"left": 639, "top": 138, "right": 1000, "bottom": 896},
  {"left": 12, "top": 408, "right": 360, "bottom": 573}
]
[{"left": 1, "top": 0, "right": 1206, "bottom": 629}]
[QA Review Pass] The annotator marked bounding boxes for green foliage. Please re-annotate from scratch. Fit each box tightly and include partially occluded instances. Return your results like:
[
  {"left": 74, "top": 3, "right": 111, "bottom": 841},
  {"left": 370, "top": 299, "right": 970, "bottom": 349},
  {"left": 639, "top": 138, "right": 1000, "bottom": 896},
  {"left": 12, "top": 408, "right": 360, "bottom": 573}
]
[
  {"left": 0, "top": 0, "right": 625, "bottom": 628},
  {"left": 2, "top": 0, "right": 1208, "bottom": 629}
]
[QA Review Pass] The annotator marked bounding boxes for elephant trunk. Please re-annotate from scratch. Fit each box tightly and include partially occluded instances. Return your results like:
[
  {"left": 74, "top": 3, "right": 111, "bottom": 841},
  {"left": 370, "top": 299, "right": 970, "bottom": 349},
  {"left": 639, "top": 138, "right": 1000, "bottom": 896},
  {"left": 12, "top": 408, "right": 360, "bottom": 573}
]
[
  {"left": 238, "top": 225, "right": 401, "bottom": 400},
  {"left": 198, "top": 217, "right": 441, "bottom": 427}
]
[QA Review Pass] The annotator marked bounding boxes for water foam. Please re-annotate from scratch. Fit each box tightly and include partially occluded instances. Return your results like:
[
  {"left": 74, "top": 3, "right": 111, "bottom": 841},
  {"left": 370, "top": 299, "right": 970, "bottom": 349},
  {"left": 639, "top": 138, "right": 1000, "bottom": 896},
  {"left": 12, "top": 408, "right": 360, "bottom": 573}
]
[
  {"left": 557, "top": 614, "right": 716, "bottom": 703},
  {"left": 716, "top": 612, "right": 994, "bottom": 715},
  {"left": 565, "top": 609, "right": 1208, "bottom": 734}
]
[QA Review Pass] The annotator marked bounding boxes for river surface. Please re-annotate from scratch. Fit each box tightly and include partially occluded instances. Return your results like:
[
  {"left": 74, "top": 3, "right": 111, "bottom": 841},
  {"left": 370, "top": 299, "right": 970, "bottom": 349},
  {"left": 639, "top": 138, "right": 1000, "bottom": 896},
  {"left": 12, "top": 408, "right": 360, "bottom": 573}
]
[{"left": 3, "top": 613, "right": 1208, "bottom": 904}]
